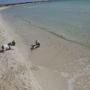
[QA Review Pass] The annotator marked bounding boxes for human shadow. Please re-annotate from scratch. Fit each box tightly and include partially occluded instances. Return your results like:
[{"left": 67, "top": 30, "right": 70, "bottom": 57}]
[
  {"left": 0, "top": 50, "right": 4, "bottom": 53},
  {"left": 0, "top": 48, "right": 14, "bottom": 53}
]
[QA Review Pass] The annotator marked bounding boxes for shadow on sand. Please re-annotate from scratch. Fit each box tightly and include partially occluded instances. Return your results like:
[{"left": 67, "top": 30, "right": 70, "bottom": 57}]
[
  {"left": 0, "top": 48, "right": 14, "bottom": 53},
  {"left": 0, "top": 50, "right": 4, "bottom": 53}
]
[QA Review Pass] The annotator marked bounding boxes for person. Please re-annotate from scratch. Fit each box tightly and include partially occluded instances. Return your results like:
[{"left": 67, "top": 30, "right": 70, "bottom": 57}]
[
  {"left": 8, "top": 42, "right": 12, "bottom": 46},
  {"left": 35, "top": 40, "right": 40, "bottom": 46},
  {"left": 11, "top": 40, "right": 16, "bottom": 46},
  {"left": 31, "top": 40, "right": 40, "bottom": 50},
  {"left": 1, "top": 44, "right": 11, "bottom": 51}
]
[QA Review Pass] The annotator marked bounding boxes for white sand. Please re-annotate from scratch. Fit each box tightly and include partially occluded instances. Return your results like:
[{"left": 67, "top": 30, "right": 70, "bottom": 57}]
[{"left": 0, "top": 8, "right": 90, "bottom": 90}]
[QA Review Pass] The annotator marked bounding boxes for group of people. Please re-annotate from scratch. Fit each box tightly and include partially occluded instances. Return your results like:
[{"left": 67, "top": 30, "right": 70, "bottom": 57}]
[
  {"left": 1, "top": 40, "right": 16, "bottom": 52},
  {"left": 1, "top": 40, "right": 40, "bottom": 52}
]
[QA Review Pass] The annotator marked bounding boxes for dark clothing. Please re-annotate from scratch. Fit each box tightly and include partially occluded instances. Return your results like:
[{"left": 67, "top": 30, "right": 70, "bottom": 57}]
[
  {"left": 11, "top": 40, "right": 16, "bottom": 46},
  {"left": 8, "top": 42, "right": 12, "bottom": 46},
  {"left": 8, "top": 40, "right": 16, "bottom": 46}
]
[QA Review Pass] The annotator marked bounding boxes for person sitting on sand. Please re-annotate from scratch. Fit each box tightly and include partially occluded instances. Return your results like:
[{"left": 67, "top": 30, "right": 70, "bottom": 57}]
[
  {"left": 31, "top": 40, "right": 40, "bottom": 50},
  {"left": 1, "top": 43, "right": 11, "bottom": 52},
  {"left": 8, "top": 40, "right": 16, "bottom": 46},
  {"left": 35, "top": 40, "right": 40, "bottom": 46},
  {"left": 11, "top": 40, "right": 16, "bottom": 46}
]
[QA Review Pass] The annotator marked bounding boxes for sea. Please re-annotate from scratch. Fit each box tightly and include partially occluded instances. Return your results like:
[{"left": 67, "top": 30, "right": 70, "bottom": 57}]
[{"left": 1, "top": 0, "right": 90, "bottom": 46}]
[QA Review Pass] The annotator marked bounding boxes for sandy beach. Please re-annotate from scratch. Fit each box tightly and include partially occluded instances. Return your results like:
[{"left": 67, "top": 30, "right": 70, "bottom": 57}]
[
  {"left": 0, "top": 7, "right": 90, "bottom": 90},
  {"left": 0, "top": 8, "right": 42, "bottom": 90}
]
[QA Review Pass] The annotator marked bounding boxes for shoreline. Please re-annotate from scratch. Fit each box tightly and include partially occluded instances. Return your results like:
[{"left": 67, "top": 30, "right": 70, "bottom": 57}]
[
  {"left": 1, "top": 7, "right": 89, "bottom": 48},
  {"left": 0, "top": 0, "right": 48, "bottom": 8},
  {"left": 0, "top": 8, "right": 90, "bottom": 90}
]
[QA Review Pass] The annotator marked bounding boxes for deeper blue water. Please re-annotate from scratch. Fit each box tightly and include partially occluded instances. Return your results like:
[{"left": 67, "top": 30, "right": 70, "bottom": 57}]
[
  {"left": 0, "top": 0, "right": 41, "bottom": 5},
  {"left": 3, "top": 0, "right": 90, "bottom": 46}
]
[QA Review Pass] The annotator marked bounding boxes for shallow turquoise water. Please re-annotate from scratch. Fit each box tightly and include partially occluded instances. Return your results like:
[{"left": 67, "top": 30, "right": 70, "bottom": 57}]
[{"left": 3, "top": 0, "right": 90, "bottom": 46}]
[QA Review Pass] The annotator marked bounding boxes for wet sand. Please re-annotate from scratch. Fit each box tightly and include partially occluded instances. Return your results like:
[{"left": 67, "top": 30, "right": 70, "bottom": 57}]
[{"left": 0, "top": 9, "right": 90, "bottom": 90}]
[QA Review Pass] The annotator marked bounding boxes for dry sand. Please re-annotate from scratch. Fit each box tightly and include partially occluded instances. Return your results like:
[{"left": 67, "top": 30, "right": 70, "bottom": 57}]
[{"left": 0, "top": 8, "right": 90, "bottom": 90}]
